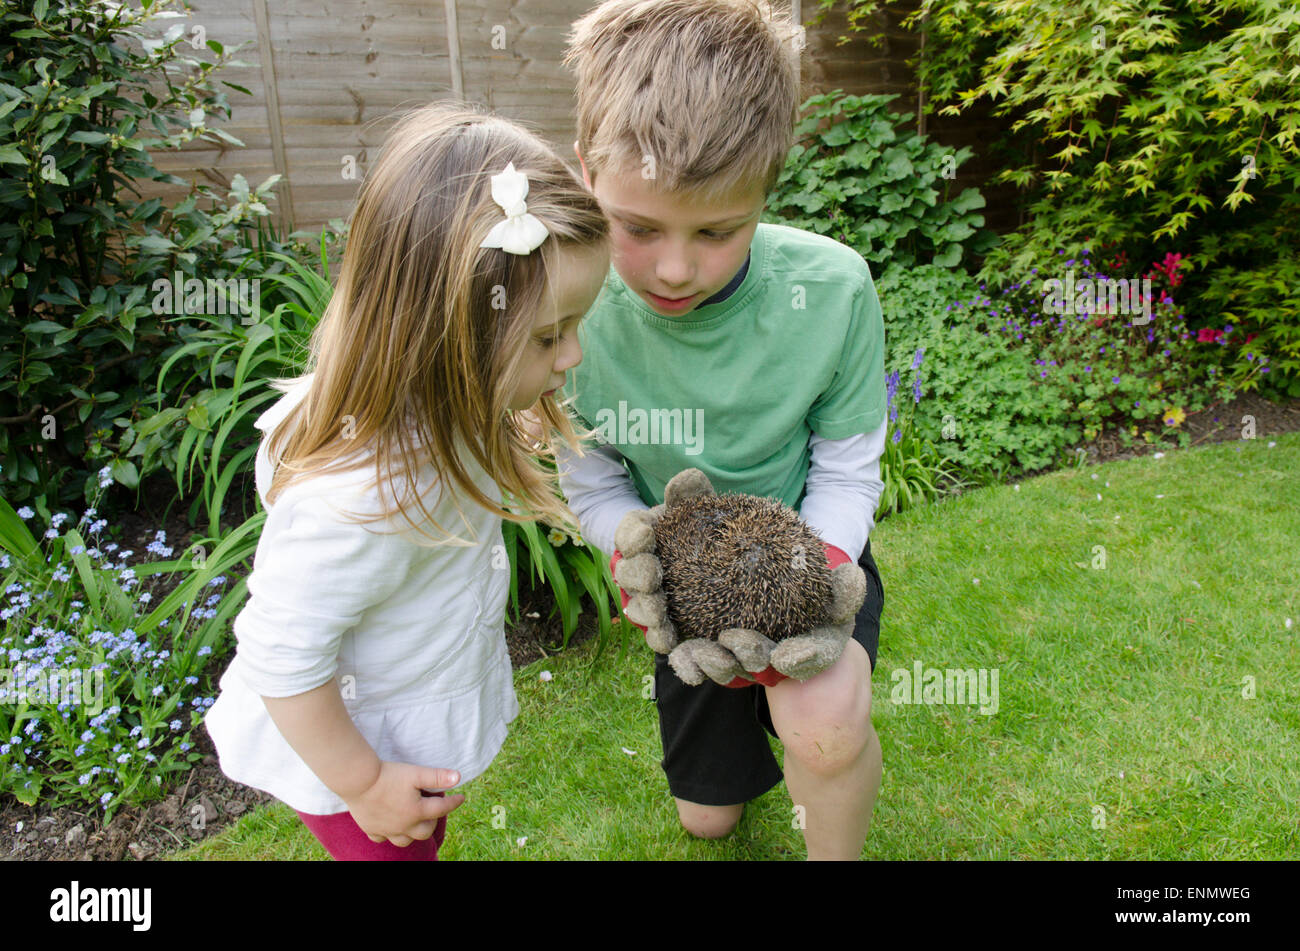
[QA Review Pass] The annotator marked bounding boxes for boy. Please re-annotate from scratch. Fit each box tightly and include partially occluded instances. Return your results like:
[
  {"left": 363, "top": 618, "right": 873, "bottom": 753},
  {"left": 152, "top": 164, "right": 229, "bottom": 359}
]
[{"left": 558, "top": 0, "right": 887, "bottom": 860}]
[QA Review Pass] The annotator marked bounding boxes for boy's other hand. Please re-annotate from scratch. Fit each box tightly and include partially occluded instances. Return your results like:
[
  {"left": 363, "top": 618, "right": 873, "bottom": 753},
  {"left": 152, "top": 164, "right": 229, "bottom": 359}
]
[{"left": 611, "top": 506, "right": 676, "bottom": 653}]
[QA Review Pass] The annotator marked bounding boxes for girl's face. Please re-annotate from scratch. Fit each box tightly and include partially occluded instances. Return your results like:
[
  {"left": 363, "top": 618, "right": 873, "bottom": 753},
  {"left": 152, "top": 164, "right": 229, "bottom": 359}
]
[{"left": 507, "top": 241, "right": 610, "bottom": 412}]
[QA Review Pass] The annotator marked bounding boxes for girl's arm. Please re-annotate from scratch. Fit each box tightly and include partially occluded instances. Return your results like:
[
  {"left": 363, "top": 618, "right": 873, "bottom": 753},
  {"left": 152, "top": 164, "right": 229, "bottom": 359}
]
[{"left": 261, "top": 678, "right": 381, "bottom": 802}]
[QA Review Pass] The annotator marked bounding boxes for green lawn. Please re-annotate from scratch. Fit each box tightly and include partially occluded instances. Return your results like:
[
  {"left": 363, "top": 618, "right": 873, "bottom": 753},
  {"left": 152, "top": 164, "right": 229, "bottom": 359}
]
[{"left": 172, "top": 432, "right": 1300, "bottom": 860}]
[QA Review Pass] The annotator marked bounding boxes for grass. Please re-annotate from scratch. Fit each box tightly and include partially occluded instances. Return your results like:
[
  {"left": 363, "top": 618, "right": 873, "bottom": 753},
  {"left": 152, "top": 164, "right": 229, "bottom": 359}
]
[{"left": 170, "top": 432, "right": 1300, "bottom": 860}]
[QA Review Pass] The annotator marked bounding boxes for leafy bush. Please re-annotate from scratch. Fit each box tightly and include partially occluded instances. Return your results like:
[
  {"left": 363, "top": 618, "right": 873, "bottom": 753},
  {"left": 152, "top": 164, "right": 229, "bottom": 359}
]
[
  {"left": 877, "top": 263, "right": 1070, "bottom": 481},
  {"left": 822, "top": 0, "right": 1300, "bottom": 397},
  {"left": 131, "top": 232, "right": 338, "bottom": 538},
  {"left": 0, "top": 0, "right": 284, "bottom": 510},
  {"left": 875, "top": 251, "right": 1242, "bottom": 482},
  {"left": 763, "top": 90, "right": 996, "bottom": 269}
]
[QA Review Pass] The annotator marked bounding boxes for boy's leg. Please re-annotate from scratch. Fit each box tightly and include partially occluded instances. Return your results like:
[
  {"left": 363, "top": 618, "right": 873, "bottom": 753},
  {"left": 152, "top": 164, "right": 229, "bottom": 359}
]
[
  {"left": 762, "top": 537, "right": 884, "bottom": 860},
  {"left": 765, "top": 639, "right": 880, "bottom": 860},
  {"left": 673, "top": 799, "right": 745, "bottom": 838},
  {"left": 652, "top": 653, "right": 783, "bottom": 838}
]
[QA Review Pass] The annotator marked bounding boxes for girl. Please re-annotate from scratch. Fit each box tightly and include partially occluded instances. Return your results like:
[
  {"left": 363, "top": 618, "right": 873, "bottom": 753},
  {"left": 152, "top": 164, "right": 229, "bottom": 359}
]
[{"left": 204, "top": 103, "right": 609, "bottom": 861}]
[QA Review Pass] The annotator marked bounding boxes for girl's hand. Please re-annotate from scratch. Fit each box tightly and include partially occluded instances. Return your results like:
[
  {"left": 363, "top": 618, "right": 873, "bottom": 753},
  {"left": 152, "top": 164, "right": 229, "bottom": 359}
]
[{"left": 343, "top": 761, "right": 466, "bottom": 847}]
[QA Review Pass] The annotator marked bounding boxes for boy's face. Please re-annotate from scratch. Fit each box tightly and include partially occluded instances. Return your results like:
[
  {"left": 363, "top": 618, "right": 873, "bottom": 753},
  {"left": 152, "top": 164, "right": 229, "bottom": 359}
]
[{"left": 577, "top": 148, "right": 765, "bottom": 317}]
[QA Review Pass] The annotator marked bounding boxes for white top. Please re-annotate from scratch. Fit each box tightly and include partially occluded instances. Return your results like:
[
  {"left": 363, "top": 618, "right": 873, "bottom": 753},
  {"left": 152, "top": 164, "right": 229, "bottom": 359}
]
[
  {"left": 555, "top": 421, "right": 887, "bottom": 561},
  {"left": 203, "top": 375, "right": 519, "bottom": 815}
]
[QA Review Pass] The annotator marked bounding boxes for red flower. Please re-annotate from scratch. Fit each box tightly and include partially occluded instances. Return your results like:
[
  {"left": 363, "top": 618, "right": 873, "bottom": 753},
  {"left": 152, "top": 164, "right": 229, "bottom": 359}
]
[{"left": 1197, "top": 328, "right": 1224, "bottom": 343}]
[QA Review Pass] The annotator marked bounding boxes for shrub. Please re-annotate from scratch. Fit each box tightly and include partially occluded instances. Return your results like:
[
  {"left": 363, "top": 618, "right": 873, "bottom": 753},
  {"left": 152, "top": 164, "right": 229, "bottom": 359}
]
[
  {"left": 875, "top": 251, "right": 1242, "bottom": 483},
  {"left": 0, "top": 0, "right": 281, "bottom": 511},
  {"left": 877, "top": 263, "right": 1072, "bottom": 481},
  {"left": 822, "top": 0, "right": 1300, "bottom": 397},
  {"left": 763, "top": 90, "right": 996, "bottom": 270}
]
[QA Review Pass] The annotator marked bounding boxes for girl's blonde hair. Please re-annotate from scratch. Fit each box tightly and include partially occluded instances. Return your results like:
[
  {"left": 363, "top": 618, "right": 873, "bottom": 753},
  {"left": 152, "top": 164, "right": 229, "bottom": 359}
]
[{"left": 263, "top": 102, "right": 608, "bottom": 544}]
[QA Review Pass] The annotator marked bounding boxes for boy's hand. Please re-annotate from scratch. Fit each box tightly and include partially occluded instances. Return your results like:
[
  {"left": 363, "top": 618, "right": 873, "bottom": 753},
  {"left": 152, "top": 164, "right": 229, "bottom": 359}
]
[
  {"left": 669, "top": 542, "right": 863, "bottom": 687},
  {"left": 765, "top": 541, "right": 865, "bottom": 681},
  {"left": 611, "top": 506, "right": 676, "bottom": 653},
  {"left": 343, "top": 761, "right": 465, "bottom": 847}
]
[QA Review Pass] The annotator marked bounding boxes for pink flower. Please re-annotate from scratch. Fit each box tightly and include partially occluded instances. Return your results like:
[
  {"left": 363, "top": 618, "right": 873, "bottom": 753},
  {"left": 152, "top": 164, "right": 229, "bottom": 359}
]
[{"left": 1196, "top": 328, "right": 1224, "bottom": 343}]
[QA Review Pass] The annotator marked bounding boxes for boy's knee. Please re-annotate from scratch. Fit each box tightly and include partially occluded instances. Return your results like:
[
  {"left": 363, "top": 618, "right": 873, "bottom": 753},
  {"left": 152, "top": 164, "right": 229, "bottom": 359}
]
[
  {"left": 770, "top": 641, "right": 875, "bottom": 776},
  {"left": 675, "top": 799, "right": 743, "bottom": 839},
  {"left": 784, "top": 715, "right": 876, "bottom": 778}
]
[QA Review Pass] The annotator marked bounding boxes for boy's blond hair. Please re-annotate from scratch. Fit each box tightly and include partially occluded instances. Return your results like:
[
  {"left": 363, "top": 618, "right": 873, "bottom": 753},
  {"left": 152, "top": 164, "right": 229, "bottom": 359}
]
[{"left": 564, "top": 0, "right": 799, "bottom": 203}]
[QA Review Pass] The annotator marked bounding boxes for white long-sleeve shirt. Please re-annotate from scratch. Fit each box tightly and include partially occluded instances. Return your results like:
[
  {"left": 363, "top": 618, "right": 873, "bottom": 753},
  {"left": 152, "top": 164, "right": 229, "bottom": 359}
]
[
  {"left": 204, "top": 376, "right": 518, "bottom": 815},
  {"left": 556, "top": 419, "right": 886, "bottom": 562}
]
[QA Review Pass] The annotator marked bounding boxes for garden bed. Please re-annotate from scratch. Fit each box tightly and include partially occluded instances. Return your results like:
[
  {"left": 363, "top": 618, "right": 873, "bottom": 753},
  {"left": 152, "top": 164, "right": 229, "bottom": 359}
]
[{"left": 0, "top": 561, "right": 589, "bottom": 861}]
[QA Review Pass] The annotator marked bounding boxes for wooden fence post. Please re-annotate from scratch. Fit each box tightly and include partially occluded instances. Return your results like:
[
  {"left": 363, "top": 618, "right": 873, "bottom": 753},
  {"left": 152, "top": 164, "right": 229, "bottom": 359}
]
[
  {"left": 251, "top": 0, "right": 294, "bottom": 228},
  {"left": 445, "top": 0, "right": 464, "bottom": 100}
]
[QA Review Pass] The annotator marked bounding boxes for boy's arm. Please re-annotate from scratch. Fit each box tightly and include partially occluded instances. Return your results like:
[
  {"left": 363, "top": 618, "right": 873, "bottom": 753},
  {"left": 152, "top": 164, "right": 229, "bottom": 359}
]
[
  {"left": 555, "top": 440, "right": 647, "bottom": 556},
  {"left": 799, "top": 418, "right": 887, "bottom": 563}
]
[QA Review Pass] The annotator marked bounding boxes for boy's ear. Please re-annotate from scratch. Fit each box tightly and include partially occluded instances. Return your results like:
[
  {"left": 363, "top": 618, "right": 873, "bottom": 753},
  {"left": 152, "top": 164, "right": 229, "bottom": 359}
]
[{"left": 574, "top": 141, "right": 593, "bottom": 190}]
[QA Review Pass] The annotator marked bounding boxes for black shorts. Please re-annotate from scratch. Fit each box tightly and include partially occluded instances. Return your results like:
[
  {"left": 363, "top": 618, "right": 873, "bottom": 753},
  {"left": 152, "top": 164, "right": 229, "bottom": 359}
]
[{"left": 651, "top": 537, "right": 884, "bottom": 807}]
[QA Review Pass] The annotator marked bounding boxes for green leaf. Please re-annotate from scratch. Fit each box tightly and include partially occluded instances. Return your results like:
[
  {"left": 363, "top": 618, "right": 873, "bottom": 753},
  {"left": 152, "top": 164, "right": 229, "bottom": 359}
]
[
  {"left": 22, "top": 320, "right": 65, "bottom": 334},
  {"left": 136, "top": 234, "right": 176, "bottom": 254},
  {"left": 67, "top": 130, "right": 111, "bottom": 145},
  {"left": 0, "top": 494, "right": 40, "bottom": 560},
  {"left": 110, "top": 458, "right": 139, "bottom": 489}
]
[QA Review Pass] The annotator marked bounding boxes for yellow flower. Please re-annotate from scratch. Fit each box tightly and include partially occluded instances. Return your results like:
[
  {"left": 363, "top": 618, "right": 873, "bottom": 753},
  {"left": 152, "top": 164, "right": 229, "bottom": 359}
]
[
  {"left": 547, "top": 528, "right": 567, "bottom": 547},
  {"left": 1162, "top": 406, "right": 1186, "bottom": 427}
]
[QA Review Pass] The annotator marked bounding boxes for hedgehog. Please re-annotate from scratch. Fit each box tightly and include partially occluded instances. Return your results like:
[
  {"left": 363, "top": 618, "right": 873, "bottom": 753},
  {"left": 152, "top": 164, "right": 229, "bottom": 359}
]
[
  {"left": 653, "top": 492, "right": 833, "bottom": 642},
  {"left": 614, "top": 468, "right": 867, "bottom": 686}
]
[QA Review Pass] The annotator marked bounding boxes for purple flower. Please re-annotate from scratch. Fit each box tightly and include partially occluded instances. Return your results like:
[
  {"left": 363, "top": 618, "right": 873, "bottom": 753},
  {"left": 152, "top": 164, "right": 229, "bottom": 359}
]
[{"left": 891, "top": 429, "right": 902, "bottom": 445}]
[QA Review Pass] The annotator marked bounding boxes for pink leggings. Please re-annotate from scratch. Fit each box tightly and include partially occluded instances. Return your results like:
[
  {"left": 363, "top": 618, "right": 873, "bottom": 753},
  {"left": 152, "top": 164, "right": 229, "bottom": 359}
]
[{"left": 295, "top": 791, "right": 447, "bottom": 861}]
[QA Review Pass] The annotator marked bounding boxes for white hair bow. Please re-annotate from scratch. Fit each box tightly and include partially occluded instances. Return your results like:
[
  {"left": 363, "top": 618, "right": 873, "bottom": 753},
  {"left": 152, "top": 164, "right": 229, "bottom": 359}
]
[{"left": 479, "top": 162, "right": 550, "bottom": 255}]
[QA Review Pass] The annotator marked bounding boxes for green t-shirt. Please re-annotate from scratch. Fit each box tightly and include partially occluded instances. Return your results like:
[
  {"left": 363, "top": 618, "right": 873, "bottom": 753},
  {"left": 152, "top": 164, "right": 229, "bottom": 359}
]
[{"left": 563, "top": 222, "right": 886, "bottom": 509}]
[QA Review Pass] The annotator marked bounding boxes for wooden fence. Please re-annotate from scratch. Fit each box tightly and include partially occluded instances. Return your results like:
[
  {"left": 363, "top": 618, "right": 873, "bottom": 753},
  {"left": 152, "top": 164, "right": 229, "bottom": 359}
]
[{"left": 145, "top": 0, "right": 1018, "bottom": 234}]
